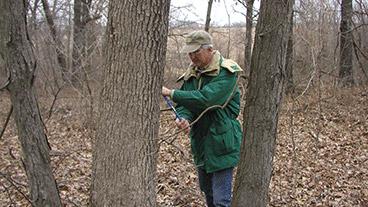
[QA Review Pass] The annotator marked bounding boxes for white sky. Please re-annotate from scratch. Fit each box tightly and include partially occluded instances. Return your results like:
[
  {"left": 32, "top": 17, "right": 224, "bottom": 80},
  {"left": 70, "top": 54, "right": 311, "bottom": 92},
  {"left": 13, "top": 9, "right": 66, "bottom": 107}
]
[{"left": 171, "top": 0, "right": 249, "bottom": 26}]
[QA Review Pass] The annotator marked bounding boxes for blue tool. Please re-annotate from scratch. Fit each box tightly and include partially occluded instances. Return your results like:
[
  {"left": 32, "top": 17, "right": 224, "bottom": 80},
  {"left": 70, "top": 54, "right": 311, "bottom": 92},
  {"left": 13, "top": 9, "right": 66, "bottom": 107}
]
[{"left": 163, "top": 96, "right": 182, "bottom": 120}]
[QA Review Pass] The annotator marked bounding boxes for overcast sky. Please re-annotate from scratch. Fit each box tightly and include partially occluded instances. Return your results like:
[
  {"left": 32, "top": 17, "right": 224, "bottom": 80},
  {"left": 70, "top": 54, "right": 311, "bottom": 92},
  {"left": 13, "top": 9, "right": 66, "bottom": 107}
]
[{"left": 170, "top": 0, "right": 250, "bottom": 26}]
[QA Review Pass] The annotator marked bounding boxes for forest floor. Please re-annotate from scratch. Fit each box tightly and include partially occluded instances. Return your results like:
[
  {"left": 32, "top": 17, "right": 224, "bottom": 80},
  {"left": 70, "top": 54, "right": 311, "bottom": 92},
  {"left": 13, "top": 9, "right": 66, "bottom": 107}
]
[{"left": 0, "top": 85, "right": 367, "bottom": 207}]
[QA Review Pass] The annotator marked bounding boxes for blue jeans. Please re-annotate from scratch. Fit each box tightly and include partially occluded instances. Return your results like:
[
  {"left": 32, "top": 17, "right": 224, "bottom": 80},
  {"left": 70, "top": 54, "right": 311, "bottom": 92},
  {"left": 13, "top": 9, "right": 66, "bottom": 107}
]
[{"left": 197, "top": 168, "right": 233, "bottom": 207}]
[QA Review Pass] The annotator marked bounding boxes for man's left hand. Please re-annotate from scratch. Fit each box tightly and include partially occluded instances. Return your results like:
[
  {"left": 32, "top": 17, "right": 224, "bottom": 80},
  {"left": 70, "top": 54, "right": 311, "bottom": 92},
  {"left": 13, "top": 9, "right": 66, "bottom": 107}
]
[{"left": 162, "top": 86, "right": 172, "bottom": 97}]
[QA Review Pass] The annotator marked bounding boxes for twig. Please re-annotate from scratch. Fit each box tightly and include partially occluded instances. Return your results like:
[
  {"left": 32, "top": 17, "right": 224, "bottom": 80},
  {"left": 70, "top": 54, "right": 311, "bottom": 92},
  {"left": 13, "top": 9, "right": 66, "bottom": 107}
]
[
  {"left": 1, "top": 182, "right": 15, "bottom": 206},
  {"left": 0, "top": 172, "right": 32, "bottom": 205},
  {"left": 289, "top": 97, "right": 299, "bottom": 198},
  {"left": 0, "top": 67, "right": 11, "bottom": 91},
  {"left": 0, "top": 105, "right": 13, "bottom": 140},
  {"left": 160, "top": 108, "right": 172, "bottom": 112},
  {"left": 352, "top": 39, "right": 368, "bottom": 81},
  {"left": 46, "top": 84, "right": 64, "bottom": 120}
]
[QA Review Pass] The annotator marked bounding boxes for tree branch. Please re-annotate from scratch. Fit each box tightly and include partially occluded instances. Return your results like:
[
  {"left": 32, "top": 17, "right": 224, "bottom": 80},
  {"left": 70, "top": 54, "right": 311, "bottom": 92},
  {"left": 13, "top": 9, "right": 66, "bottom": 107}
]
[
  {"left": 0, "top": 67, "right": 11, "bottom": 91},
  {"left": 0, "top": 105, "right": 13, "bottom": 140},
  {"left": 0, "top": 172, "right": 32, "bottom": 205}
]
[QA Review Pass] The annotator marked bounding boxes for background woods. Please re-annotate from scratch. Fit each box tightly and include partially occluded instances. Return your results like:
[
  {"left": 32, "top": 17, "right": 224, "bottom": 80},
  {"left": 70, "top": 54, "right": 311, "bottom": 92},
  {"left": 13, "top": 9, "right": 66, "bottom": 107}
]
[{"left": 0, "top": 0, "right": 367, "bottom": 206}]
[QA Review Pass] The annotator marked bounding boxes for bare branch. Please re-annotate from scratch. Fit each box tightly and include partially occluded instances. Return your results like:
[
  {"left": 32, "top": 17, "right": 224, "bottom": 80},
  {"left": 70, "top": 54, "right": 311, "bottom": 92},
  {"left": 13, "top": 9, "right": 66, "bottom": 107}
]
[
  {"left": 0, "top": 172, "right": 32, "bottom": 205},
  {"left": 0, "top": 105, "right": 13, "bottom": 140},
  {"left": 0, "top": 67, "right": 11, "bottom": 91},
  {"left": 46, "top": 84, "right": 64, "bottom": 121}
]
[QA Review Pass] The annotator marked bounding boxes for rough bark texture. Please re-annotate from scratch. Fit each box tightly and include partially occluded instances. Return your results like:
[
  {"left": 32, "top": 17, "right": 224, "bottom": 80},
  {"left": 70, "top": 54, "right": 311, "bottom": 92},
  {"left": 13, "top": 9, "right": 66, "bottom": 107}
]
[
  {"left": 232, "top": 0, "right": 294, "bottom": 206},
  {"left": 205, "top": 0, "right": 214, "bottom": 32},
  {"left": 244, "top": 0, "right": 254, "bottom": 71},
  {"left": 339, "top": 0, "right": 354, "bottom": 86},
  {"left": 285, "top": 8, "right": 294, "bottom": 95},
  {"left": 90, "top": 0, "right": 170, "bottom": 206},
  {"left": 1, "top": 1, "right": 62, "bottom": 206}
]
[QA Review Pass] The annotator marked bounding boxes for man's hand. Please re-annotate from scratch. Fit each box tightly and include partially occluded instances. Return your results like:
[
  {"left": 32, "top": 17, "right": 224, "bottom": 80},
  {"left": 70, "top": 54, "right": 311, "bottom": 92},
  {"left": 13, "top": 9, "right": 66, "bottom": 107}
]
[
  {"left": 162, "top": 86, "right": 172, "bottom": 97},
  {"left": 175, "top": 118, "right": 190, "bottom": 134}
]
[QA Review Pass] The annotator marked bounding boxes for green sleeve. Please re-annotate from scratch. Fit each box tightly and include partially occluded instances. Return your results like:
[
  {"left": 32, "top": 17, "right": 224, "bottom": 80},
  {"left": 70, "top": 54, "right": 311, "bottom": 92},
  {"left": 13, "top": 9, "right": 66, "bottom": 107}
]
[
  {"left": 174, "top": 82, "right": 195, "bottom": 122},
  {"left": 176, "top": 106, "right": 194, "bottom": 122},
  {"left": 172, "top": 69, "right": 238, "bottom": 112}
]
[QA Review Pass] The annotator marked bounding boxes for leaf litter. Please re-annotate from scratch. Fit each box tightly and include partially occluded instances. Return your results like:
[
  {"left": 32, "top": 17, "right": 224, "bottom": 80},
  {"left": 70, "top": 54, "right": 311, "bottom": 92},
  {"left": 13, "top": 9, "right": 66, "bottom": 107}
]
[{"left": 0, "top": 85, "right": 367, "bottom": 206}]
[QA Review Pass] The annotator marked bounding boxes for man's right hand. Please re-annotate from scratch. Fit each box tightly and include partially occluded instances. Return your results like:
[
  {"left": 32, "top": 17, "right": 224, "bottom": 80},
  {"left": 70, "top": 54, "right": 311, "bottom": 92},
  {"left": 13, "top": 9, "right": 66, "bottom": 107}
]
[{"left": 175, "top": 118, "right": 190, "bottom": 134}]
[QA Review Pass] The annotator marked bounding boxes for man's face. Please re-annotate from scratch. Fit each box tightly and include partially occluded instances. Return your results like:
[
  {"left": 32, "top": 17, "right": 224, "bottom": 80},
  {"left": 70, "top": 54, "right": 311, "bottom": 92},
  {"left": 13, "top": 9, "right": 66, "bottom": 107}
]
[{"left": 188, "top": 47, "right": 213, "bottom": 68}]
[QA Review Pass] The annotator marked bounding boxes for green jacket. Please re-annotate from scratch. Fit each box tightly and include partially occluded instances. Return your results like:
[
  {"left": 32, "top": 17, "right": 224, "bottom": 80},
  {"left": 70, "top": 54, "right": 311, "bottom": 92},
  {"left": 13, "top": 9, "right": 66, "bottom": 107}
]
[{"left": 172, "top": 51, "right": 243, "bottom": 173}]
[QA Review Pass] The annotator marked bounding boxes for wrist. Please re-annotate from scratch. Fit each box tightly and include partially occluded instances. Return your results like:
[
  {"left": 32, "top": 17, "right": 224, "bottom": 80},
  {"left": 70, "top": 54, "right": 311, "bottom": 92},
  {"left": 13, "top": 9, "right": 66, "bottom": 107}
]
[{"left": 170, "top": 89, "right": 175, "bottom": 99}]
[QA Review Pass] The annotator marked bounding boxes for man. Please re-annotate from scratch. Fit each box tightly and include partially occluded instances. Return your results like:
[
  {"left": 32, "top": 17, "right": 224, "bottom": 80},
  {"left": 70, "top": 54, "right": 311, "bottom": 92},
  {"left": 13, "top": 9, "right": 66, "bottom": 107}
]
[{"left": 162, "top": 30, "right": 243, "bottom": 207}]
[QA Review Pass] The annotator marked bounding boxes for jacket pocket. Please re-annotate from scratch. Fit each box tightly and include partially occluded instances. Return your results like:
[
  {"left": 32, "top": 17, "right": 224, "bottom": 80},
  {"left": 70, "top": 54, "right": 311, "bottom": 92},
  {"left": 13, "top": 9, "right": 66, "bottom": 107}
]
[{"left": 211, "top": 120, "right": 236, "bottom": 156}]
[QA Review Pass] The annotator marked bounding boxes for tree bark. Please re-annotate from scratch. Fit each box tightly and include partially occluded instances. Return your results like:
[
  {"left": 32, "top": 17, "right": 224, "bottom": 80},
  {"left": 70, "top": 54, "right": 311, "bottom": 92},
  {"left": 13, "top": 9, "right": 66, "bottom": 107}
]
[
  {"left": 339, "top": 0, "right": 354, "bottom": 86},
  {"left": 285, "top": 7, "right": 294, "bottom": 95},
  {"left": 90, "top": 0, "right": 170, "bottom": 206},
  {"left": 205, "top": 0, "right": 214, "bottom": 32},
  {"left": 71, "top": 0, "right": 91, "bottom": 87},
  {"left": 244, "top": 0, "right": 254, "bottom": 71},
  {"left": 232, "top": 0, "right": 294, "bottom": 206},
  {"left": 41, "top": 0, "right": 68, "bottom": 82},
  {"left": 0, "top": 1, "right": 62, "bottom": 206}
]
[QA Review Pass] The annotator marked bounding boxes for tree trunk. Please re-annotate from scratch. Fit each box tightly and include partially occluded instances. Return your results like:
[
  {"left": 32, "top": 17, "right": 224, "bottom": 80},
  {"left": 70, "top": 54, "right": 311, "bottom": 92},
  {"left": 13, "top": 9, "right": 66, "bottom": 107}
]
[
  {"left": 205, "top": 0, "right": 214, "bottom": 32},
  {"left": 244, "top": 0, "right": 254, "bottom": 71},
  {"left": 339, "top": 0, "right": 354, "bottom": 86},
  {"left": 0, "top": 1, "right": 62, "bottom": 206},
  {"left": 232, "top": 0, "right": 294, "bottom": 206},
  {"left": 90, "top": 0, "right": 170, "bottom": 206},
  {"left": 71, "top": 0, "right": 91, "bottom": 87},
  {"left": 285, "top": 7, "right": 294, "bottom": 95},
  {"left": 41, "top": 0, "right": 69, "bottom": 82}
]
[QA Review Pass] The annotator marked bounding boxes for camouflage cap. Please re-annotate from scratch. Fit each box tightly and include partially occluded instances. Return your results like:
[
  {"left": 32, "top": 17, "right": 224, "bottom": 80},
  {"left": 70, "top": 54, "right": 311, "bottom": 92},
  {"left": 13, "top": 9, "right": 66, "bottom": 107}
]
[{"left": 181, "top": 30, "right": 213, "bottom": 53}]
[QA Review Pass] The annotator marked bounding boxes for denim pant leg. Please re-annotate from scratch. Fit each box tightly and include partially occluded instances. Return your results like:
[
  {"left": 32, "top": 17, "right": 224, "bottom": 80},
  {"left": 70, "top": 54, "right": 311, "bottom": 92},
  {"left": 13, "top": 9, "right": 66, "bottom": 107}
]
[
  {"left": 198, "top": 168, "right": 233, "bottom": 207},
  {"left": 212, "top": 168, "right": 233, "bottom": 207},
  {"left": 198, "top": 168, "right": 214, "bottom": 207}
]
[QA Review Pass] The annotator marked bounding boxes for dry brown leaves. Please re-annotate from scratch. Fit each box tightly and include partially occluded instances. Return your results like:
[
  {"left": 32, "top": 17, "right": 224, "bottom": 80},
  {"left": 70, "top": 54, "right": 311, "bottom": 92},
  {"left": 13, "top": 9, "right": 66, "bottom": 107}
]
[{"left": 0, "top": 85, "right": 367, "bottom": 206}]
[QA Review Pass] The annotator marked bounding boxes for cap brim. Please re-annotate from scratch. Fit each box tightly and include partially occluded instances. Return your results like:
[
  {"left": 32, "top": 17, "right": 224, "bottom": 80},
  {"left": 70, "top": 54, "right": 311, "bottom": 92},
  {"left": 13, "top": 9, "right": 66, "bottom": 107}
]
[{"left": 181, "top": 44, "right": 201, "bottom": 54}]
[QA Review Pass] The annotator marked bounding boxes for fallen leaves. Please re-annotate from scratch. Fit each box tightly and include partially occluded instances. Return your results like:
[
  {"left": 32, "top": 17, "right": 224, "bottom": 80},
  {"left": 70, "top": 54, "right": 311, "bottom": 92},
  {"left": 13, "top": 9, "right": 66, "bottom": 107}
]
[{"left": 0, "top": 85, "right": 367, "bottom": 206}]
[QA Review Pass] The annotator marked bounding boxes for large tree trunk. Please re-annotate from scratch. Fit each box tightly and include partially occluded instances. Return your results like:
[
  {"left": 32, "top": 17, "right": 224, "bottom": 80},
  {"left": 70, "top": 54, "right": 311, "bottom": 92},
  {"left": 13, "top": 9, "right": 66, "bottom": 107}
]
[
  {"left": 244, "top": 0, "right": 254, "bottom": 71},
  {"left": 339, "top": 0, "right": 354, "bottom": 86},
  {"left": 0, "top": 1, "right": 62, "bottom": 206},
  {"left": 90, "top": 0, "right": 170, "bottom": 206},
  {"left": 205, "top": 0, "right": 214, "bottom": 32},
  {"left": 41, "top": 0, "right": 68, "bottom": 82},
  {"left": 232, "top": 0, "right": 294, "bottom": 206}
]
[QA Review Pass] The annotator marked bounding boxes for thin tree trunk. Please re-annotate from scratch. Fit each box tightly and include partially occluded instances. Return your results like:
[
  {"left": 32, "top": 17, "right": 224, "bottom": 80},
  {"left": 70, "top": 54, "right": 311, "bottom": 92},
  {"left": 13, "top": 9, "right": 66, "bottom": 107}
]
[
  {"left": 339, "top": 0, "right": 354, "bottom": 86},
  {"left": 31, "top": 0, "right": 40, "bottom": 29},
  {"left": 41, "top": 0, "right": 68, "bottom": 82},
  {"left": 285, "top": 7, "right": 294, "bottom": 95},
  {"left": 71, "top": 0, "right": 89, "bottom": 87},
  {"left": 205, "top": 0, "right": 214, "bottom": 32},
  {"left": 90, "top": 0, "right": 171, "bottom": 206},
  {"left": 244, "top": 0, "right": 254, "bottom": 71},
  {"left": 232, "top": 0, "right": 294, "bottom": 206},
  {"left": 0, "top": 1, "right": 62, "bottom": 206}
]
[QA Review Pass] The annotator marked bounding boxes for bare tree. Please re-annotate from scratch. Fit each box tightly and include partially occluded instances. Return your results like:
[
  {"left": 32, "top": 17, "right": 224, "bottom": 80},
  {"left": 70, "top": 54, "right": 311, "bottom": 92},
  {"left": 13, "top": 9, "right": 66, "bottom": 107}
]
[
  {"left": 90, "top": 0, "right": 171, "bottom": 206},
  {"left": 71, "top": 0, "right": 92, "bottom": 87},
  {"left": 244, "top": 0, "right": 255, "bottom": 71},
  {"left": 205, "top": 0, "right": 214, "bottom": 31},
  {"left": 285, "top": 5, "right": 294, "bottom": 95},
  {"left": 339, "top": 0, "right": 354, "bottom": 86},
  {"left": 41, "top": 0, "right": 68, "bottom": 81},
  {"left": 0, "top": 0, "right": 62, "bottom": 206},
  {"left": 232, "top": 0, "right": 294, "bottom": 206}
]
